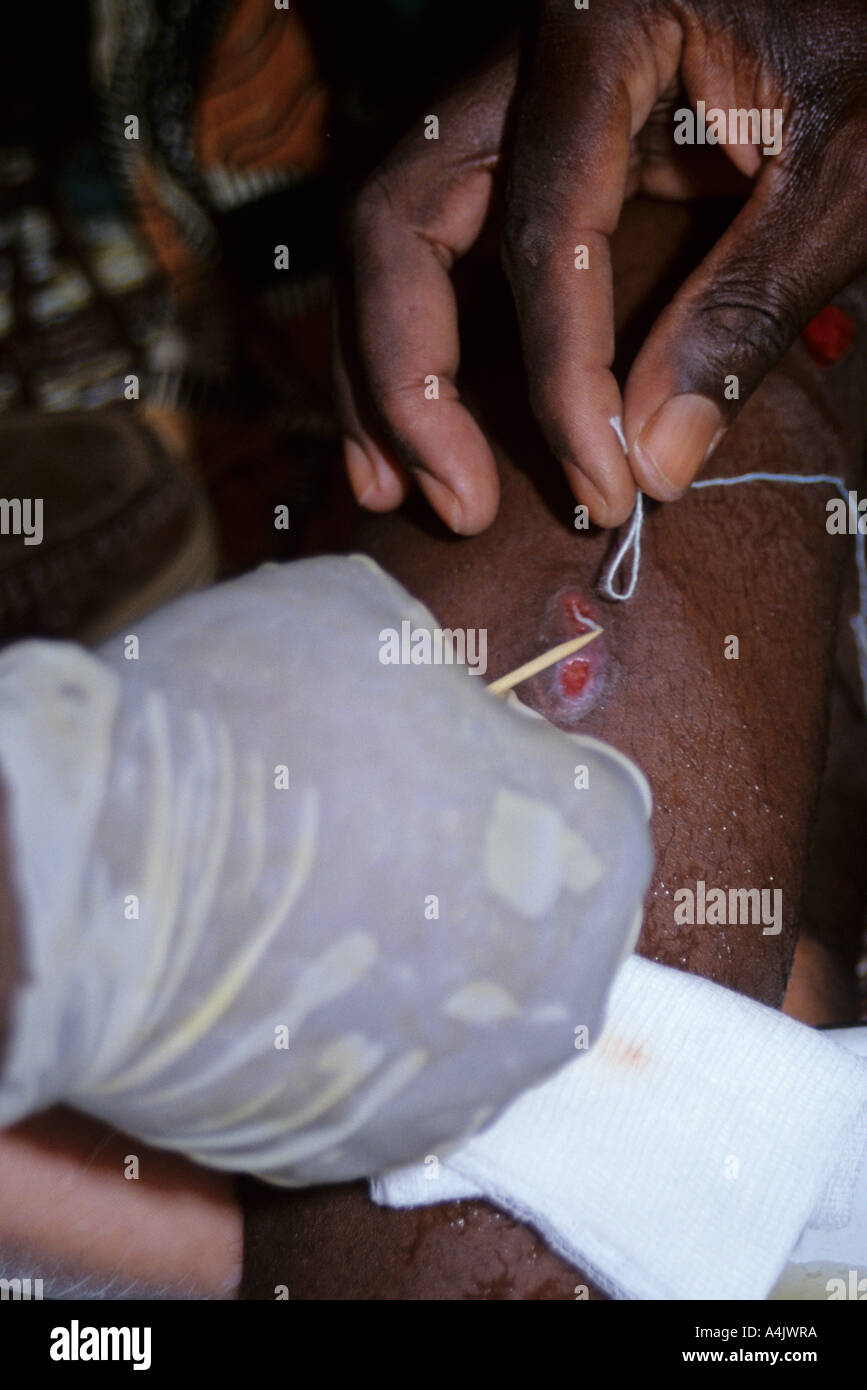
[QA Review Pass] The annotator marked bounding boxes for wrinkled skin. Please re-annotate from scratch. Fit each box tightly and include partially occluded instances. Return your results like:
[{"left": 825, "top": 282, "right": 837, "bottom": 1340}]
[
  {"left": 243, "top": 196, "right": 867, "bottom": 1299},
  {"left": 336, "top": 2, "right": 867, "bottom": 531}
]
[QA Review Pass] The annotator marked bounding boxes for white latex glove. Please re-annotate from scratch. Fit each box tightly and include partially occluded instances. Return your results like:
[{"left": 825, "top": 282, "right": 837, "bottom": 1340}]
[{"left": 0, "top": 555, "right": 652, "bottom": 1185}]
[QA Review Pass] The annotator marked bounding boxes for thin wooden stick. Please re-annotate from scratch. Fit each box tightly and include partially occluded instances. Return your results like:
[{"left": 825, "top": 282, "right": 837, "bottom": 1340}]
[{"left": 487, "top": 626, "right": 603, "bottom": 697}]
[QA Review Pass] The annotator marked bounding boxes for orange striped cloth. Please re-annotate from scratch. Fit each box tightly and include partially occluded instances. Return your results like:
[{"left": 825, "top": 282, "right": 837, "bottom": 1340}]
[{"left": 130, "top": 0, "right": 332, "bottom": 307}]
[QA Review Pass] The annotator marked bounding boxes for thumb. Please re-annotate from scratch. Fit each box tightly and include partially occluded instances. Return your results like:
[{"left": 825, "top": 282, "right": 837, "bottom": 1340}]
[{"left": 623, "top": 148, "right": 867, "bottom": 499}]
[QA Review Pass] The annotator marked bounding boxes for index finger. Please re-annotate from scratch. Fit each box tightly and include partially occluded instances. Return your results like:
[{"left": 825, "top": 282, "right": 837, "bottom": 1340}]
[{"left": 503, "top": 3, "right": 680, "bottom": 526}]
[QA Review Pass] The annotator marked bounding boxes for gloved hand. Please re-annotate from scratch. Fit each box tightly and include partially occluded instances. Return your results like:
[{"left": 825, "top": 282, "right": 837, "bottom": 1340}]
[{"left": 0, "top": 555, "right": 651, "bottom": 1185}]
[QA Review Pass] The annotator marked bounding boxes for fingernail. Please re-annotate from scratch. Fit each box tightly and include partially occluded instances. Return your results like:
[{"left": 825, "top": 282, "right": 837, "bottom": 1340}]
[
  {"left": 633, "top": 395, "right": 724, "bottom": 499},
  {"left": 345, "top": 440, "right": 378, "bottom": 506}
]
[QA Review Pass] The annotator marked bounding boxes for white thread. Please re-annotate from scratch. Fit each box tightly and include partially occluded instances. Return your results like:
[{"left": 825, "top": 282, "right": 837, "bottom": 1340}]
[
  {"left": 600, "top": 492, "right": 644, "bottom": 600},
  {"left": 598, "top": 473, "right": 867, "bottom": 710},
  {"left": 609, "top": 415, "right": 628, "bottom": 455}
]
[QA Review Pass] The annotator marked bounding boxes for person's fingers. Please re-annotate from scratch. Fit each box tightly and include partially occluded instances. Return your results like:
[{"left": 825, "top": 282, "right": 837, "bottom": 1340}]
[
  {"left": 344, "top": 438, "right": 410, "bottom": 514},
  {"left": 332, "top": 310, "right": 411, "bottom": 512},
  {"left": 347, "top": 191, "right": 500, "bottom": 531},
  {"left": 623, "top": 129, "right": 867, "bottom": 499},
  {"left": 502, "top": 4, "right": 681, "bottom": 527},
  {"left": 345, "top": 182, "right": 502, "bottom": 534},
  {"left": 338, "top": 56, "right": 516, "bottom": 533}
]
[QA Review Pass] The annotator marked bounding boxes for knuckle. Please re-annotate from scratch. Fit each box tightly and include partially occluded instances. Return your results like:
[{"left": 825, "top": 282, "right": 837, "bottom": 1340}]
[
  {"left": 810, "top": 115, "right": 867, "bottom": 231},
  {"left": 693, "top": 278, "right": 802, "bottom": 372},
  {"left": 501, "top": 180, "right": 567, "bottom": 277},
  {"left": 350, "top": 173, "right": 397, "bottom": 238},
  {"left": 369, "top": 381, "right": 430, "bottom": 452}
]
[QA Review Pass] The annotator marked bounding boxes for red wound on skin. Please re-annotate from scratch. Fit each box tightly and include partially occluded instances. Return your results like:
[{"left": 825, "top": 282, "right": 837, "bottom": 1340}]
[
  {"left": 559, "top": 657, "right": 592, "bottom": 698},
  {"left": 556, "top": 594, "right": 595, "bottom": 699},
  {"left": 801, "top": 306, "right": 855, "bottom": 368},
  {"left": 524, "top": 586, "right": 609, "bottom": 728}
]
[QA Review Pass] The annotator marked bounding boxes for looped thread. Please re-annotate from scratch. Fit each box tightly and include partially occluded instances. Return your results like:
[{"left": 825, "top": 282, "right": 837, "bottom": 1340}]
[
  {"left": 598, "top": 472, "right": 867, "bottom": 711},
  {"left": 599, "top": 492, "right": 643, "bottom": 600}
]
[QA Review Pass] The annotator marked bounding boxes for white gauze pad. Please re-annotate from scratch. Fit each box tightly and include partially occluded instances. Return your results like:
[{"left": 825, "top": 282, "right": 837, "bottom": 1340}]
[{"left": 372, "top": 955, "right": 867, "bottom": 1300}]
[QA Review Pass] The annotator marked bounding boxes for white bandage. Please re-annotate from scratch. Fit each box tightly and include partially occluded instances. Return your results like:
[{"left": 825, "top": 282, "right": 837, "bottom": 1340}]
[
  {"left": 774, "top": 1025, "right": 867, "bottom": 1299},
  {"left": 0, "top": 556, "right": 653, "bottom": 1185},
  {"left": 372, "top": 955, "right": 867, "bottom": 1300}
]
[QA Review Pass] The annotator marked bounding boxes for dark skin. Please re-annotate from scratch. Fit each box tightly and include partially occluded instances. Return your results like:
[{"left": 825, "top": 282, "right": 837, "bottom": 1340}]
[
  {"left": 337, "top": 1, "right": 867, "bottom": 531},
  {"left": 0, "top": 198, "right": 864, "bottom": 1297},
  {"left": 243, "top": 195, "right": 867, "bottom": 1299},
  {"left": 3, "top": 26, "right": 867, "bottom": 1283}
]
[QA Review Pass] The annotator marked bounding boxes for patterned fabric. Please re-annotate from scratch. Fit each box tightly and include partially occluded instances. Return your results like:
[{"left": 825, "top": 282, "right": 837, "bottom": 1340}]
[{"left": 95, "top": 0, "right": 511, "bottom": 305}]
